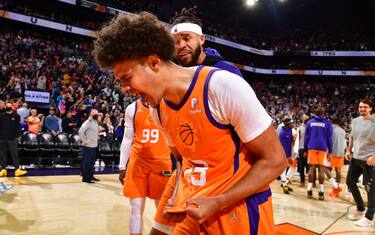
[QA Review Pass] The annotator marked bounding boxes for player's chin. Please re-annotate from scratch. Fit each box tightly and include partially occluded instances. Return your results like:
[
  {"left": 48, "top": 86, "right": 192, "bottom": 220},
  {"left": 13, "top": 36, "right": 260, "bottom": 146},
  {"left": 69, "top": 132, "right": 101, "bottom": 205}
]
[{"left": 178, "top": 56, "right": 192, "bottom": 66}]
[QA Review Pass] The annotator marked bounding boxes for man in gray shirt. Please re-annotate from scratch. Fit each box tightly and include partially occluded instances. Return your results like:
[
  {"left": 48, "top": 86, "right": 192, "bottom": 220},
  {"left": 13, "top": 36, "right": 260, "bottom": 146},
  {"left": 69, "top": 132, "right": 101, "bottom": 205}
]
[
  {"left": 346, "top": 98, "right": 375, "bottom": 227},
  {"left": 17, "top": 103, "right": 30, "bottom": 124},
  {"left": 327, "top": 118, "right": 347, "bottom": 197},
  {"left": 79, "top": 109, "right": 99, "bottom": 183}
]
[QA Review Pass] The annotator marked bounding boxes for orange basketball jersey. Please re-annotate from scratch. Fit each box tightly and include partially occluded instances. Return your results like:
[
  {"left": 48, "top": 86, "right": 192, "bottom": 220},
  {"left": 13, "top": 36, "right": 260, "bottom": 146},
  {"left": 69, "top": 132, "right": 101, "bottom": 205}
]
[
  {"left": 158, "top": 66, "right": 272, "bottom": 218},
  {"left": 129, "top": 99, "right": 171, "bottom": 171}
]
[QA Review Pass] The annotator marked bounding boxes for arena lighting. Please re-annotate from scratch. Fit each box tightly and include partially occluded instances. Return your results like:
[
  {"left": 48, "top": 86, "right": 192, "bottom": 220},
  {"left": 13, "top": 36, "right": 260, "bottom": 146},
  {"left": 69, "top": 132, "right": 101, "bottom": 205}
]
[
  {"left": 278, "top": 0, "right": 286, "bottom": 2},
  {"left": 245, "top": 0, "right": 258, "bottom": 7}
]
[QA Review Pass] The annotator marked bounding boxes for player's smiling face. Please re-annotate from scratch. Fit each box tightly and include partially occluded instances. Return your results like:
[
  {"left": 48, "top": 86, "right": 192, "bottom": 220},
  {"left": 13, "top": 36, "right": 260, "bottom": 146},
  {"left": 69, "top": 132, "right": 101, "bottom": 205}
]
[{"left": 112, "top": 57, "right": 164, "bottom": 108}]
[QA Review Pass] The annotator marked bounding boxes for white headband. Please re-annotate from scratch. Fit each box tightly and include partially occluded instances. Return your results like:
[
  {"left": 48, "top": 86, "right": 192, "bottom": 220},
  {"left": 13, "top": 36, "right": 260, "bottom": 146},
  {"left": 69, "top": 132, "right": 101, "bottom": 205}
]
[{"left": 170, "top": 23, "right": 203, "bottom": 36}]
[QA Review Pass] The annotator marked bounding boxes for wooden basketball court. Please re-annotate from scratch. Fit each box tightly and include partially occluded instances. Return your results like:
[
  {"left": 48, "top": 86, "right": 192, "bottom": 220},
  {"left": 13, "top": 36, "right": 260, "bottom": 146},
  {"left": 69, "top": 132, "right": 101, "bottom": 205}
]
[{"left": 1, "top": 171, "right": 375, "bottom": 235}]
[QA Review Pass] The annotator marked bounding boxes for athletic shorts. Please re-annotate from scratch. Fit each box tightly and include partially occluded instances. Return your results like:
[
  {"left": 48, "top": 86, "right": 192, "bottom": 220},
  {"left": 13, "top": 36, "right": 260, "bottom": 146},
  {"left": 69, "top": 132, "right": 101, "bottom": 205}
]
[
  {"left": 154, "top": 172, "right": 274, "bottom": 234},
  {"left": 308, "top": 150, "right": 326, "bottom": 165},
  {"left": 123, "top": 162, "right": 170, "bottom": 200},
  {"left": 330, "top": 156, "right": 344, "bottom": 168}
]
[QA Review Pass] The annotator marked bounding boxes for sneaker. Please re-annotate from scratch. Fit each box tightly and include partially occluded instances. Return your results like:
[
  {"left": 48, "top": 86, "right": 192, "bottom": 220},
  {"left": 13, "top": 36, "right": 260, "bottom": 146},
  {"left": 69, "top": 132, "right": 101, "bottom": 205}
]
[
  {"left": 348, "top": 210, "right": 366, "bottom": 220},
  {"left": 283, "top": 185, "right": 290, "bottom": 194},
  {"left": 354, "top": 217, "right": 374, "bottom": 227},
  {"left": 0, "top": 182, "right": 12, "bottom": 193},
  {"left": 14, "top": 168, "right": 27, "bottom": 177},
  {"left": 100, "top": 161, "right": 105, "bottom": 167},
  {"left": 307, "top": 190, "right": 313, "bottom": 198},
  {"left": 91, "top": 176, "right": 100, "bottom": 181},
  {"left": 358, "top": 183, "right": 366, "bottom": 189},
  {"left": 346, "top": 187, "right": 352, "bottom": 194},
  {"left": 319, "top": 191, "right": 325, "bottom": 200},
  {"left": 329, "top": 187, "right": 342, "bottom": 197},
  {"left": 0, "top": 169, "right": 7, "bottom": 177}
]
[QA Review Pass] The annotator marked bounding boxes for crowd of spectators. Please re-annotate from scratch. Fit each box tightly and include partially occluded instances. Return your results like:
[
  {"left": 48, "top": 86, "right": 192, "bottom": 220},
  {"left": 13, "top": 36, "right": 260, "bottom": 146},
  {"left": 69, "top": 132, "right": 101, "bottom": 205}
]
[
  {"left": 0, "top": 26, "right": 135, "bottom": 143},
  {"left": 4, "top": 0, "right": 374, "bottom": 51},
  {"left": 1, "top": 25, "right": 374, "bottom": 140},
  {"left": 253, "top": 79, "right": 375, "bottom": 132},
  {"left": 88, "top": 0, "right": 375, "bottom": 51}
]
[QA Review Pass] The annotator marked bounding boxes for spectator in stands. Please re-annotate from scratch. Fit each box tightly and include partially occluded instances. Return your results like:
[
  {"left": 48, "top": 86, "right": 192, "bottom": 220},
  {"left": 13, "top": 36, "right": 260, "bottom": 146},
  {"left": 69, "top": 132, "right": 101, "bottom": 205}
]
[
  {"left": 36, "top": 72, "right": 47, "bottom": 91},
  {"left": 45, "top": 107, "right": 61, "bottom": 136},
  {"left": 62, "top": 111, "right": 76, "bottom": 134},
  {"left": 114, "top": 117, "right": 125, "bottom": 141},
  {"left": 103, "top": 113, "right": 114, "bottom": 144},
  {"left": 82, "top": 94, "right": 93, "bottom": 111},
  {"left": 0, "top": 102, "right": 27, "bottom": 177},
  {"left": 17, "top": 103, "right": 30, "bottom": 124},
  {"left": 78, "top": 109, "right": 100, "bottom": 183},
  {"left": 0, "top": 100, "right": 5, "bottom": 113},
  {"left": 26, "top": 109, "right": 44, "bottom": 134}
]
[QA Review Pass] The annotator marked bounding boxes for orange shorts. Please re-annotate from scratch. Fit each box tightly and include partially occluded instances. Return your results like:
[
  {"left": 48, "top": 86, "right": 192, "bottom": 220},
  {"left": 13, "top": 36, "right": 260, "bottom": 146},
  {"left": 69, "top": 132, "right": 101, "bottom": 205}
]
[
  {"left": 154, "top": 172, "right": 274, "bottom": 234},
  {"left": 123, "top": 162, "right": 170, "bottom": 200},
  {"left": 154, "top": 171, "right": 178, "bottom": 227},
  {"left": 330, "top": 156, "right": 344, "bottom": 168},
  {"left": 308, "top": 150, "right": 326, "bottom": 165}
]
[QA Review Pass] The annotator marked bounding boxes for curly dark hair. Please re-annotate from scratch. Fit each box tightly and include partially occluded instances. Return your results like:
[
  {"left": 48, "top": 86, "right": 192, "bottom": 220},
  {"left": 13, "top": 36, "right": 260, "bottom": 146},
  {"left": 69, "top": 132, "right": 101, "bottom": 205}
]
[
  {"left": 93, "top": 12, "right": 175, "bottom": 69},
  {"left": 170, "top": 6, "right": 202, "bottom": 27}
]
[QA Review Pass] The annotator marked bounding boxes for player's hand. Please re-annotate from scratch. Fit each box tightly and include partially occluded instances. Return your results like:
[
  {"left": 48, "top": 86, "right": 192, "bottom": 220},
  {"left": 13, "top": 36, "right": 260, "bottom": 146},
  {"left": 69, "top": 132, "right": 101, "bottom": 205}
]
[
  {"left": 185, "top": 196, "right": 221, "bottom": 224},
  {"left": 367, "top": 155, "right": 375, "bottom": 166},
  {"left": 119, "top": 169, "right": 126, "bottom": 185},
  {"left": 345, "top": 151, "right": 352, "bottom": 161},
  {"left": 327, "top": 153, "right": 332, "bottom": 162},
  {"left": 303, "top": 151, "right": 308, "bottom": 159}
]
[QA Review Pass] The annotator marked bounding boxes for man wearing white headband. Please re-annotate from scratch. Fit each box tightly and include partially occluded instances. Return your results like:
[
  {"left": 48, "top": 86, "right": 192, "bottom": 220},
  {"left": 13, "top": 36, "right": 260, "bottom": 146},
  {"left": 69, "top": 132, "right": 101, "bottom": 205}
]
[{"left": 169, "top": 7, "right": 242, "bottom": 77}]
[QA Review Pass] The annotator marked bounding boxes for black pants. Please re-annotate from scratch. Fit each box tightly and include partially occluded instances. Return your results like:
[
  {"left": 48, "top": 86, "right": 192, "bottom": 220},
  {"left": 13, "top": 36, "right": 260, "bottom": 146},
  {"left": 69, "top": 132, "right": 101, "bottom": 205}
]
[
  {"left": 298, "top": 148, "right": 309, "bottom": 183},
  {"left": 346, "top": 158, "right": 375, "bottom": 220},
  {"left": 0, "top": 140, "right": 19, "bottom": 169},
  {"left": 82, "top": 146, "right": 97, "bottom": 182}
]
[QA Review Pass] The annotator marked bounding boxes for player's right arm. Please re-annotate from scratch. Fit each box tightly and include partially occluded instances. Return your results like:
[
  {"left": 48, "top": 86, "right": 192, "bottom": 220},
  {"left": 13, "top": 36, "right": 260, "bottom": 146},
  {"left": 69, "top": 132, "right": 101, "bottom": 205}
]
[
  {"left": 345, "top": 120, "right": 354, "bottom": 161},
  {"left": 118, "top": 101, "right": 136, "bottom": 185}
]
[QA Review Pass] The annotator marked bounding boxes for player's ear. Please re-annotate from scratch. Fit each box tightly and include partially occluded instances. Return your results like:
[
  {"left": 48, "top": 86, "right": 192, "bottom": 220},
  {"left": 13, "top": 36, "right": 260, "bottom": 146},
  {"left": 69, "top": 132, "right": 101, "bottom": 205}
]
[
  {"left": 146, "top": 54, "right": 161, "bottom": 72},
  {"left": 199, "top": 34, "right": 205, "bottom": 46}
]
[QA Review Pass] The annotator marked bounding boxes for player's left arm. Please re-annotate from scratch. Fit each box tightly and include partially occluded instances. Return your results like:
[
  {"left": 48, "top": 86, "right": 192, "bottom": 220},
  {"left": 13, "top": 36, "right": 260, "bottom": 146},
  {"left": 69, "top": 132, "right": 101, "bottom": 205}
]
[
  {"left": 292, "top": 128, "right": 299, "bottom": 158},
  {"left": 186, "top": 70, "right": 287, "bottom": 224}
]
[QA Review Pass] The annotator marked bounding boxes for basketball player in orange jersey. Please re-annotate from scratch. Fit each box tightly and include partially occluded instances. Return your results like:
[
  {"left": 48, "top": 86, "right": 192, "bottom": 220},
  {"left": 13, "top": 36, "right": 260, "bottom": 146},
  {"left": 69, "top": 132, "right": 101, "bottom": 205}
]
[
  {"left": 118, "top": 99, "right": 172, "bottom": 235},
  {"left": 93, "top": 12, "right": 287, "bottom": 235}
]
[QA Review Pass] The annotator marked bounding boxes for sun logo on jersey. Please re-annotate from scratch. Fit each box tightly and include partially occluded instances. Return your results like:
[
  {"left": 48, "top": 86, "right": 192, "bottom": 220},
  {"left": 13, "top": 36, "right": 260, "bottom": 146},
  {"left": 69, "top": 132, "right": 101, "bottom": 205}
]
[{"left": 178, "top": 121, "right": 198, "bottom": 151}]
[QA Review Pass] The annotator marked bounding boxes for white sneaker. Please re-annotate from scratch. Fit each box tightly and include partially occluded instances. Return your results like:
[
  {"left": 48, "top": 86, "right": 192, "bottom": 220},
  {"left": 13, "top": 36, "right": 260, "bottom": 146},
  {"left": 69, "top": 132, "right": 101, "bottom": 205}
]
[
  {"left": 348, "top": 210, "right": 366, "bottom": 220},
  {"left": 94, "top": 160, "right": 100, "bottom": 167},
  {"left": 354, "top": 217, "right": 374, "bottom": 227},
  {"left": 100, "top": 161, "right": 105, "bottom": 167}
]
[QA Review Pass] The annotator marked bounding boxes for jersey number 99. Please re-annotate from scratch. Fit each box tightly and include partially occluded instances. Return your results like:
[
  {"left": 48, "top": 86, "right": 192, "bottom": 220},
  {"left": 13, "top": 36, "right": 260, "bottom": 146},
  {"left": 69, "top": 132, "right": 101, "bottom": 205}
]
[{"left": 141, "top": 129, "right": 159, "bottom": 143}]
